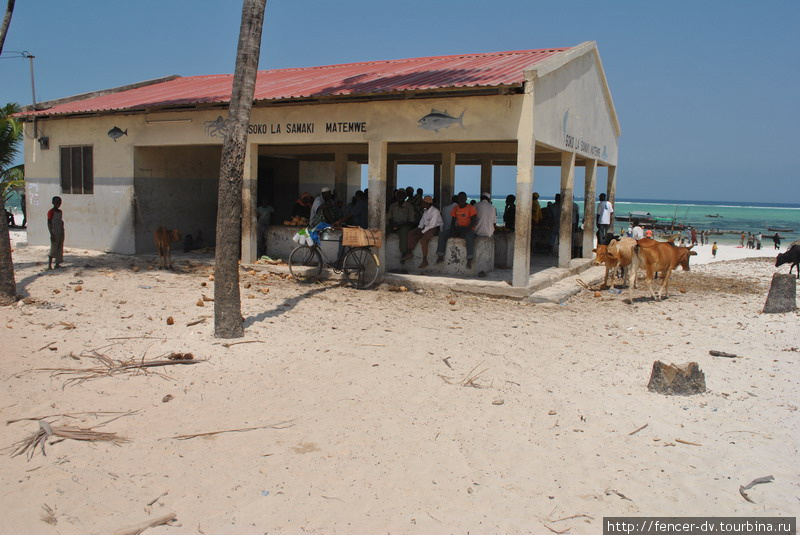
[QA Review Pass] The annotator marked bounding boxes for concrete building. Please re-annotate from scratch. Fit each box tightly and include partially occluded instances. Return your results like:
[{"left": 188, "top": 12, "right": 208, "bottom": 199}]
[{"left": 17, "top": 42, "right": 619, "bottom": 288}]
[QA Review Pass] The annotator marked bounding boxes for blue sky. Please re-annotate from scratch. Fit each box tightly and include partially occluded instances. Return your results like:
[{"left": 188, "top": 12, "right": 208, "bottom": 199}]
[{"left": 2, "top": 0, "right": 798, "bottom": 204}]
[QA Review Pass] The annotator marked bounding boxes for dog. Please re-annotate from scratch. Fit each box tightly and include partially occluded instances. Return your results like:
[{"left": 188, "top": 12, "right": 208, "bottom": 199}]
[{"left": 154, "top": 227, "right": 182, "bottom": 270}]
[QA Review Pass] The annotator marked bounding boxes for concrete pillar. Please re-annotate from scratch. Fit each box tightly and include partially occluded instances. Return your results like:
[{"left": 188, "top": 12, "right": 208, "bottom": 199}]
[
  {"left": 558, "top": 151, "right": 575, "bottom": 268},
  {"left": 512, "top": 81, "right": 535, "bottom": 287},
  {"left": 241, "top": 143, "right": 259, "bottom": 264},
  {"left": 433, "top": 164, "right": 441, "bottom": 204},
  {"left": 386, "top": 159, "right": 397, "bottom": 206},
  {"left": 441, "top": 152, "right": 455, "bottom": 202},
  {"left": 607, "top": 165, "right": 617, "bottom": 232},
  {"left": 480, "top": 158, "right": 492, "bottom": 197},
  {"left": 368, "top": 141, "right": 388, "bottom": 275},
  {"left": 334, "top": 150, "right": 348, "bottom": 202},
  {"left": 582, "top": 159, "right": 597, "bottom": 258}
]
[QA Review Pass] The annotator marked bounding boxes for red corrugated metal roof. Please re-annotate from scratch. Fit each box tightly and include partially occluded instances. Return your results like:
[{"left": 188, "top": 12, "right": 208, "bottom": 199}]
[{"left": 22, "top": 47, "right": 571, "bottom": 118}]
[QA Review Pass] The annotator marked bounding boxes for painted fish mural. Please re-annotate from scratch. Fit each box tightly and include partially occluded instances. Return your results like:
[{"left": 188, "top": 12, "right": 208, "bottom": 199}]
[
  {"left": 107, "top": 126, "right": 127, "bottom": 142},
  {"left": 417, "top": 109, "right": 465, "bottom": 133}
]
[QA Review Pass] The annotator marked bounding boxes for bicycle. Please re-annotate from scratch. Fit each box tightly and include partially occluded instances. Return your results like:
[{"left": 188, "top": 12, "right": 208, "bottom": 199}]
[{"left": 288, "top": 227, "right": 380, "bottom": 289}]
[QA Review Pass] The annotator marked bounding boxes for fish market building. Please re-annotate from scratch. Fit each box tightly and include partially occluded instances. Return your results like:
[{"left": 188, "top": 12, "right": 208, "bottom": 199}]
[{"left": 18, "top": 42, "right": 620, "bottom": 291}]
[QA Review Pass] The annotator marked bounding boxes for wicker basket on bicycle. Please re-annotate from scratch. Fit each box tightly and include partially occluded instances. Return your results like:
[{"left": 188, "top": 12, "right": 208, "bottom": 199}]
[{"left": 342, "top": 227, "right": 382, "bottom": 248}]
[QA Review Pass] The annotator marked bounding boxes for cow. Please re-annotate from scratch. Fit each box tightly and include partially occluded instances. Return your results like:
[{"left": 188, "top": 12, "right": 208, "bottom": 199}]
[
  {"left": 628, "top": 238, "right": 697, "bottom": 303},
  {"left": 154, "top": 226, "right": 182, "bottom": 270},
  {"left": 775, "top": 243, "right": 800, "bottom": 278},
  {"left": 594, "top": 236, "right": 637, "bottom": 288}
]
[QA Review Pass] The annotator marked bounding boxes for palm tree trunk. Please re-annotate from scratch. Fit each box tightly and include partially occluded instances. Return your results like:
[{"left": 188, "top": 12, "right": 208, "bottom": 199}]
[
  {"left": 0, "top": 198, "right": 16, "bottom": 305},
  {"left": 0, "top": 0, "right": 16, "bottom": 56},
  {"left": 213, "top": 0, "right": 266, "bottom": 338}
]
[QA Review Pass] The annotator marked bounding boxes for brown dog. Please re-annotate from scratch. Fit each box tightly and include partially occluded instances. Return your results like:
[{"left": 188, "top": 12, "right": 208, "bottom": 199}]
[{"left": 154, "top": 227, "right": 182, "bottom": 269}]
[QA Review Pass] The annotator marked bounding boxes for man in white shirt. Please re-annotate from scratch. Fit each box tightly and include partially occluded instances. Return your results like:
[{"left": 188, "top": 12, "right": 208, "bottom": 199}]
[
  {"left": 474, "top": 192, "right": 497, "bottom": 237},
  {"left": 631, "top": 219, "right": 645, "bottom": 240},
  {"left": 310, "top": 187, "right": 332, "bottom": 221},
  {"left": 596, "top": 193, "right": 614, "bottom": 243},
  {"left": 403, "top": 196, "right": 442, "bottom": 268}
]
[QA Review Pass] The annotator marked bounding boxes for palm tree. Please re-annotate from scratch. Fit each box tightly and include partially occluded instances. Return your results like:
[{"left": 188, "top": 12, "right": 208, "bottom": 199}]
[
  {"left": 0, "top": 102, "right": 22, "bottom": 305},
  {"left": 0, "top": 0, "right": 16, "bottom": 56},
  {"left": 213, "top": 0, "right": 267, "bottom": 338}
]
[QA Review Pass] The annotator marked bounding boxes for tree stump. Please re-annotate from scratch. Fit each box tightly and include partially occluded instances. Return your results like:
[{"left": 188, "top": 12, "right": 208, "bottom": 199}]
[
  {"left": 763, "top": 273, "right": 797, "bottom": 314},
  {"left": 647, "top": 361, "right": 706, "bottom": 396}
]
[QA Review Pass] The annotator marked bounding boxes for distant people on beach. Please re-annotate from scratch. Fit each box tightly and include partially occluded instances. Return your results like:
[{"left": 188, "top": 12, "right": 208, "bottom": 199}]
[
  {"left": 691, "top": 227, "right": 697, "bottom": 246},
  {"left": 596, "top": 193, "right": 613, "bottom": 243},
  {"left": 772, "top": 233, "right": 781, "bottom": 249},
  {"left": 47, "top": 196, "right": 65, "bottom": 270},
  {"left": 740, "top": 232, "right": 745, "bottom": 247},
  {"left": 756, "top": 232, "right": 762, "bottom": 250},
  {"left": 712, "top": 242, "right": 718, "bottom": 258}
]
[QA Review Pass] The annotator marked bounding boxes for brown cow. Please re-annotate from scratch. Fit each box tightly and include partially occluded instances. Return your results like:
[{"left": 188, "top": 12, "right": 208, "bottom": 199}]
[
  {"left": 594, "top": 237, "right": 637, "bottom": 288},
  {"left": 154, "top": 227, "right": 182, "bottom": 270},
  {"left": 628, "top": 238, "right": 696, "bottom": 302}
]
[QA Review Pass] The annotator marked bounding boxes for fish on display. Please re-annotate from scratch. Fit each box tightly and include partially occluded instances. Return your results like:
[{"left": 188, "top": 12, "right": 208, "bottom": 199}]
[
  {"left": 107, "top": 127, "right": 128, "bottom": 142},
  {"left": 417, "top": 109, "right": 465, "bottom": 133}
]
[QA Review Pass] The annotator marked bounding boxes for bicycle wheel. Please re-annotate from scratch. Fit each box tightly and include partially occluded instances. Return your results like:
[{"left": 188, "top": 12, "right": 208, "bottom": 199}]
[
  {"left": 288, "top": 245, "right": 323, "bottom": 283},
  {"left": 343, "top": 247, "right": 379, "bottom": 289}
]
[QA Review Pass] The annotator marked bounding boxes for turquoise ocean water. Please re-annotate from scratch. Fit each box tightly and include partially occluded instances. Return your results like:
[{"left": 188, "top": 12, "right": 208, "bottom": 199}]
[
  {"left": 6, "top": 190, "right": 799, "bottom": 246},
  {"left": 484, "top": 196, "right": 800, "bottom": 247}
]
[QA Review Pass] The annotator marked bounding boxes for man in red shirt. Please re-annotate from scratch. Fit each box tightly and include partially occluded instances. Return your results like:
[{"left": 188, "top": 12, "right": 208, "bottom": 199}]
[{"left": 436, "top": 191, "right": 478, "bottom": 269}]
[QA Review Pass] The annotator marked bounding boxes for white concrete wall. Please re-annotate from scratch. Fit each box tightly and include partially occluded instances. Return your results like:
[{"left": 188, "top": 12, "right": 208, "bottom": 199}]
[
  {"left": 24, "top": 118, "right": 136, "bottom": 253},
  {"left": 298, "top": 161, "right": 362, "bottom": 203},
  {"left": 533, "top": 51, "right": 619, "bottom": 166}
]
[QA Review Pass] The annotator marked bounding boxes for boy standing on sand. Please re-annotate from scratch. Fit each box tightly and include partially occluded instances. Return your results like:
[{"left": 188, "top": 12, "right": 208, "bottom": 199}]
[
  {"left": 47, "top": 196, "right": 65, "bottom": 269},
  {"left": 712, "top": 242, "right": 718, "bottom": 258}
]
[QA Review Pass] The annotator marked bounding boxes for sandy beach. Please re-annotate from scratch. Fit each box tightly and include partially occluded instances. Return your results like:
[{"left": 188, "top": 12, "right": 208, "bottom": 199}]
[{"left": 1, "top": 230, "right": 798, "bottom": 535}]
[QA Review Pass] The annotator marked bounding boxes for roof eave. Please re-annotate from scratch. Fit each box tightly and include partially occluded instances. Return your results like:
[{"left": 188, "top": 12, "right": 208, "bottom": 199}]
[{"left": 22, "top": 84, "right": 525, "bottom": 120}]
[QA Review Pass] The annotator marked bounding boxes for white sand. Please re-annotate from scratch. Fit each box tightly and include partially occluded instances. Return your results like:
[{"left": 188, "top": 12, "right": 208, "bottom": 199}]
[{"left": 1, "top": 230, "right": 798, "bottom": 534}]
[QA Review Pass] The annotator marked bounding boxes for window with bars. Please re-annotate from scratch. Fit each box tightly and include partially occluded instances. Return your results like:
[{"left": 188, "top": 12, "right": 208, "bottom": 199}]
[{"left": 59, "top": 146, "right": 94, "bottom": 194}]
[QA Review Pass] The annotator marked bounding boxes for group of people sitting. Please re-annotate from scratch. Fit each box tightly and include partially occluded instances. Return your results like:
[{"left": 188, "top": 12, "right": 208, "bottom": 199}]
[{"left": 388, "top": 189, "right": 496, "bottom": 269}]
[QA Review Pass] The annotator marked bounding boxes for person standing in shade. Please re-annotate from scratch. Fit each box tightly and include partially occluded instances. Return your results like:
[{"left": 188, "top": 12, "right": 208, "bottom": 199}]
[
  {"left": 503, "top": 194, "right": 516, "bottom": 230},
  {"left": 475, "top": 192, "right": 497, "bottom": 238},
  {"left": 387, "top": 190, "right": 417, "bottom": 261},
  {"left": 47, "top": 196, "right": 65, "bottom": 270},
  {"left": 436, "top": 191, "right": 478, "bottom": 269},
  {"left": 596, "top": 193, "right": 613, "bottom": 243},
  {"left": 404, "top": 196, "right": 442, "bottom": 268},
  {"left": 531, "top": 192, "right": 542, "bottom": 227}
]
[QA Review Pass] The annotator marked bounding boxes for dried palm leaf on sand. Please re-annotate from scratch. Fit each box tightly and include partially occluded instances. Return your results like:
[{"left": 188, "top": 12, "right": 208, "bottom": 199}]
[
  {"left": 34, "top": 350, "right": 203, "bottom": 387},
  {"left": 9, "top": 414, "right": 133, "bottom": 460}
]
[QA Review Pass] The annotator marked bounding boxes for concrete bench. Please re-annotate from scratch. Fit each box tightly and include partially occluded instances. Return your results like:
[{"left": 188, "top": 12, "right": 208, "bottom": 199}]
[{"left": 384, "top": 232, "right": 494, "bottom": 276}]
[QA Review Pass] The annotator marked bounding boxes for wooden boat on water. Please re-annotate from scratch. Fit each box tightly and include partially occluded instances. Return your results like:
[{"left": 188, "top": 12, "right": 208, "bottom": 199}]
[
  {"left": 614, "top": 211, "right": 687, "bottom": 231},
  {"left": 767, "top": 227, "right": 794, "bottom": 232},
  {"left": 705, "top": 214, "right": 723, "bottom": 218}
]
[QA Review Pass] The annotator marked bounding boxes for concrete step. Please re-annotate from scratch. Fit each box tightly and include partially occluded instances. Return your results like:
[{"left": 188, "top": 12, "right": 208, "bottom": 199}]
[{"left": 528, "top": 265, "right": 607, "bottom": 304}]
